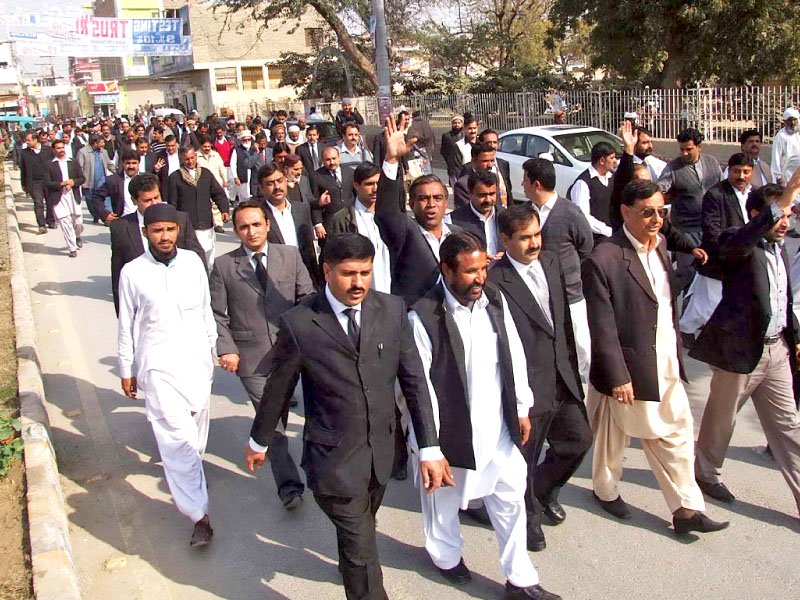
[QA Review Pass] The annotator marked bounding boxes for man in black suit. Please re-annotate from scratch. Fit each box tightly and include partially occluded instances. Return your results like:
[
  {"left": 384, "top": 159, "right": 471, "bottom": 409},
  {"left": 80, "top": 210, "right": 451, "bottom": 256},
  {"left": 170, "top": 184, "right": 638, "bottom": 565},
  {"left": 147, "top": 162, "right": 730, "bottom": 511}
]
[
  {"left": 312, "top": 146, "right": 355, "bottom": 237},
  {"left": 440, "top": 115, "right": 464, "bottom": 188},
  {"left": 454, "top": 142, "right": 512, "bottom": 209},
  {"left": 680, "top": 153, "right": 755, "bottom": 339},
  {"left": 244, "top": 233, "right": 449, "bottom": 600},
  {"left": 257, "top": 162, "right": 321, "bottom": 286},
  {"left": 490, "top": 204, "right": 591, "bottom": 552},
  {"left": 374, "top": 120, "right": 461, "bottom": 306},
  {"left": 91, "top": 149, "right": 142, "bottom": 223},
  {"left": 449, "top": 170, "right": 506, "bottom": 260},
  {"left": 212, "top": 201, "right": 314, "bottom": 509},
  {"left": 691, "top": 181, "right": 800, "bottom": 516},
  {"left": 296, "top": 124, "right": 323, "bottom": 176},
  {"left": 44, "top": 138, "right": 86, "bottom": 257},
  {"left": 109, "top": 174, "right": 206, "bottom": 314},
  {"left": 167, "top": 146, "right": 230, "bottom": 270},
  {"left": 582, "top": 178, "right": 728, "bottom": 535},
  {"left": 248, "top": 132, "right": 273, "bottom": 199},
  {"left": 20, "top": 130, "right": 55, "bottom": 233}
]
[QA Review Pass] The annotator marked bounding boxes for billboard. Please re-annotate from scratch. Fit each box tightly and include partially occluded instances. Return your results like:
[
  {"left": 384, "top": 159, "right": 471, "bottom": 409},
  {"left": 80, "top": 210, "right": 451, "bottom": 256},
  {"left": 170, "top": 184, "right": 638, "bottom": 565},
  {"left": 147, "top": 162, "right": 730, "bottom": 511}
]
[
  {"left": 86, "top": 81, "right": 119, "bottom": 95},
  {"left": 4, "top": 14, "right": 192, "bottom": 58}
]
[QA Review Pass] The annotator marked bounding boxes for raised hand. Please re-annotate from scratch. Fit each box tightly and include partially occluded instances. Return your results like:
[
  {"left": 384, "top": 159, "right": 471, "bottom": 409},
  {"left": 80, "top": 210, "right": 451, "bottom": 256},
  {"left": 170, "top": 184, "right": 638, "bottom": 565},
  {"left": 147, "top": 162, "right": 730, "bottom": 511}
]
[
  {"left": 384, "top": 115, "right": 412, "bottom": 163},
  {"left": 620, "top": 121, "right": 638, "bottom": 155}
]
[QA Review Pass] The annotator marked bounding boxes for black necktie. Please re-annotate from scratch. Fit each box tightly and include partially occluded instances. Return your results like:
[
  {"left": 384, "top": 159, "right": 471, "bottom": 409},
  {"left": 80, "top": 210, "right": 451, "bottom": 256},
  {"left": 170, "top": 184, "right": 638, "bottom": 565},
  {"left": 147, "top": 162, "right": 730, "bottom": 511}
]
[
  {"left": 344, "top": 308, "right": 360, "bottom": 351},
  {"left": 311, "top": 144, "right": 318, "bottom": 168},
  {"left": 252, "top": 252, "right": 269, "bottom": 292}
]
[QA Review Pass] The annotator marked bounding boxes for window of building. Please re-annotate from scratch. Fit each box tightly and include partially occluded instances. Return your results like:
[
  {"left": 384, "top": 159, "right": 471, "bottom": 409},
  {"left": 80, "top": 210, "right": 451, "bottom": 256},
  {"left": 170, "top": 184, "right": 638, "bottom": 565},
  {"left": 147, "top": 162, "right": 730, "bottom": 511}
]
[
  {"left": 163, "top": 9, "right": 178, "bottom": 18},
  {"left": 215, "top": 67, "right": 238, "bottom": 92},
  {"left": 131, "top": 56, "right": 146, "bottom": 66},
  {"left": 241, "top": 66, "right": 265, "bottom": 90},
  {"left": 304, "top": 28, "right": 323, "bottom": 49},
  {"left": 268, "top": 66, "right": 285, "bottom": 88}
]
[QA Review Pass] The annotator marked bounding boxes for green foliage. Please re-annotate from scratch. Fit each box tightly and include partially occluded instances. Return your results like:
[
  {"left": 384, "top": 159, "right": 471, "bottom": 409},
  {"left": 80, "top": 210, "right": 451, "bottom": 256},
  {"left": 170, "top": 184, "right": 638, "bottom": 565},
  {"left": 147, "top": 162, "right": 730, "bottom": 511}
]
[
  {"left": 552, "top": 0, "right": 800, "bottom": 86},
  {"left": 0, "top": 415, "right": 23, "bottom": 478},
  {"left": 277, "top": 51, "right": 376, "bottom": 100},
  {"left": 398, "top": 70, "right": 470, "bottom": 95},
  {"left": 466, "top": 65, "right": 564, "bottom": 94}
]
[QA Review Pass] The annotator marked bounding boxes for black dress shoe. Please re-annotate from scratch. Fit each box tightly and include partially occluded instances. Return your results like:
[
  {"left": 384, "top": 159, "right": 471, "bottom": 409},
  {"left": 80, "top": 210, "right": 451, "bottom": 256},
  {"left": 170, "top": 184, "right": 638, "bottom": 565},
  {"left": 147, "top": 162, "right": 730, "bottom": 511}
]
[
  {"left": 540, "top": 500, "right": 566, "bottom": 524},
  {"left": 214, "top": 226, "right": 225, "bottom": 233},
  {"left": 289, "top": 398, "right": 299, "bottom": 407},
  {"left": 592, "top": 491, "right": 631, "bottom": 520},
  {"left": 190, "top": 515, "right": 214, "bottom": 547},
  {"left": 527, "top": 522, "right": 546, "bottom": 552},
  {"left": 68, "top": 251, "right": 77, "bottom": 258},
  {"left": 673, "top": 511, "right": 729, "bottom": 535},
  {"left": 696, "top": 479, "right": 735, "bottom": 503},
  {"left": 505, "top": 582, "right": 562, "bottom": 600},
  {"left": 282, "top": 492, "right": 303, "bottom": 510},
  {"left": 47, "top": 223, "right": 57, "bottom": 229},
  {"left": 391, "top": 462, "right": 408, "bottom": 481},
  {"left": 37, "top": 226, "right": 47, "bottom": 235},
  {"left": 459, "top": 505, "right": 492, "bottom": 527},
  {"left": 76, "top": 237, "right": 83, "bottom": 248},
  {"left": 438, "top": 558, "right": 471, "bottom": 586}
]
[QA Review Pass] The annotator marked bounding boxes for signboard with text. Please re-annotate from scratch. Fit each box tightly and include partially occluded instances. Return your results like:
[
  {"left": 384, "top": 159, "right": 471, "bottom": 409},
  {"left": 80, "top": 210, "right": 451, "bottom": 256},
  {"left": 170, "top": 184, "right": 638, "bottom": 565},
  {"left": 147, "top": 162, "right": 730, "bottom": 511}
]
[{"left": 87, "top": 81, "right": 119, "bottom": 95}]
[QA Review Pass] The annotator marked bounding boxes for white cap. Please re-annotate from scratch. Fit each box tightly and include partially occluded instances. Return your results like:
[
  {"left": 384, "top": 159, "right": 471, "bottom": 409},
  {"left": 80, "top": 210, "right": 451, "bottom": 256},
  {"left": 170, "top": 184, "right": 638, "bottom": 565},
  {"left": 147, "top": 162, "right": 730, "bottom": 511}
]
[
  {"left": 238, "top": 131, "right": 253, "bottom": 140},
  {"left": 287, "top": 125, "right": 300, "bottom": 133},
  {"left": 623, "top": 111, "right": 639, "bottom": 120},
  {"left": 784, "top": 108, "right": 800, "bottom": 120}
]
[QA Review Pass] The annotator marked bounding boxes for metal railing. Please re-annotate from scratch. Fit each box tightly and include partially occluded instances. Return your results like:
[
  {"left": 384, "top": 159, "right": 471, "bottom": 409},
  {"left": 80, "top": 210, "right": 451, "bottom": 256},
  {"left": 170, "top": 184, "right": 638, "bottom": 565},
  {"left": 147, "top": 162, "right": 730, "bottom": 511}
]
[{"left": 333, "top": 86, "right": 800, "bottom": 143}]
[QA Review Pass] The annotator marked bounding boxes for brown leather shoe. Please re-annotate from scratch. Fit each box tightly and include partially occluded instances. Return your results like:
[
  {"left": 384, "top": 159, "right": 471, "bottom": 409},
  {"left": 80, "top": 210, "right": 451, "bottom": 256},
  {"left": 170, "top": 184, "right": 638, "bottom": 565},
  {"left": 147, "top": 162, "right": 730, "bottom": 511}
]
[{"left": 190, "top": 515, "right": 213, "bottom": 547}]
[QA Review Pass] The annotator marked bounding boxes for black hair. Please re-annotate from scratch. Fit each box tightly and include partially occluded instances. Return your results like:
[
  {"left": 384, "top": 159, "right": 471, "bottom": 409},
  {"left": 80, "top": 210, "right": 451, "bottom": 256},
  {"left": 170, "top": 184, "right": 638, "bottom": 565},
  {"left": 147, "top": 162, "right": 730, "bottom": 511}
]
[
  {"left": 522, "top": 158, "right": 556, "bottom": 191},
  {"left": 353, "top": 163, "right": 380, "bottom": 184},
  {"left": 634, "top": 126, "right": 652, "bottom": 137},
  {"left": 440, "top": 231, "right": 486, "bottom": 271},
  {"left": 621, "top": 179, "right": 660, "bottom": 207},
  {"left": 677, "top": 128, "right": 703, "bottom": 145},
  {"left": 257, "top": 162, "right": 280, "bottom": 183},
  {"left": 128, "top": 173, "right": 160, "bottom": 200},
  {"left": 478, "top": 128, "right": 498, "bottom": 142},
  {"left": 590, "top": 141, "right": 617, "bottom": 165},
  {"left": 471, "top": 141, "right": 496, "bottom": 158},
  {"left": 727, "top": 152, "right": 754, "bottom": 169},
  {"left": 323, "top": 232, "right": 375, "bottom": 266},
  {"left": 739, "top": 129, "right": 762, "bottom": 145},
  {"left": 746, "top": 183, "right": 783, "bottom": 214},
  {"left": 467, "top": 169, "right": 498, "bottom": 192},
  {"left": 498, "top": 203, "right": 540, "bottom": 237},
  {"left": 408, "top": 174, "right": 447, "bottom": 202},
  {"left": 232, "top": 200, "right": 270, "bottom": 226},
  {"left": 119, "top": 149, "right": 139, "bottom": 163},
  {"left": 272, "top": 142, "right": 291, "bottom": 155}
]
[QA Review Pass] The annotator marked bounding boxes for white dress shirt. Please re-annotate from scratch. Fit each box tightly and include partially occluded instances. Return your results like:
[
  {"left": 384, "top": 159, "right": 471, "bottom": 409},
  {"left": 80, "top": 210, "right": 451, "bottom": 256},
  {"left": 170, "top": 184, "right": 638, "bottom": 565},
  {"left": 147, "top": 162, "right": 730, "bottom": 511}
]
[
  {"left": 407, "top": 285, "right": 533, "bottom": 505},
  {"left": 469, "top": 203, "right": 499, "bottom": 255},
  {"left": 167, "top": 152, "right": 181, "bottom": 175},
  {"left": 507, "top": 254, "right": 552, "bottom": 328},
  {"left": 533, "top": 191, "right": 558, "bottom": 228},
  {"left": 353, "top": 200, "right": 392, "bottom": 293},
  {"left": 771, "top": 127, "right": 800, "bottom": 183},
  {"left": 570, "top": 165, "right": 613, "bottom": 237},
  {"left": 243, "top": 243, "right": 268, "bottom": 272},
  {"left": 121, "top": 174, "right": 137, "bottom": 216},
  {"left": 267, "top": 201, "right": 299, "bottom": 248},
  {"left": 52, "top": 158, "right": 79, "bottom": 220},
  {"left": 733, "top": 185, "right": 752, "bottom": 223},
  {"left": 633, "top": 154, "right": 667, "bottom": 181}
]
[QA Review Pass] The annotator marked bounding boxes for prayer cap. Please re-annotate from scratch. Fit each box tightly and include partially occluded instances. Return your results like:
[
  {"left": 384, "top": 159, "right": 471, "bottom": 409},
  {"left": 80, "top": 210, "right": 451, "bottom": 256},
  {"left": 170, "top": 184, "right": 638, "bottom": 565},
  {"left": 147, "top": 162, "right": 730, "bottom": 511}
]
[
  {"left": 783, "top": 108, "right": 800, "bottom": 120},
  {"left": 143, "top": 203, "right": 179, "bottom": 226}
]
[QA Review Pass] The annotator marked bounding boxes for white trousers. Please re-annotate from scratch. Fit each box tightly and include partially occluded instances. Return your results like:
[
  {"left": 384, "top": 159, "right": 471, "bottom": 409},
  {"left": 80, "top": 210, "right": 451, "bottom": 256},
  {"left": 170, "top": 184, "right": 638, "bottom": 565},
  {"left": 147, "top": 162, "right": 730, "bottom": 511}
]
[
  {"left": 236, "top": 181, "right": 251, "bottom": 203},
  {"left": 416, "top": 457, "right": 539, "bottom": 588},
  {"left": 195, "top": 227, "right": 216, "bottom": 271},
  {"left": 225, "top": 166, "right": 236, "bottom": 201},
  {"left": 57, "top": 212, "right": 83, "bottom": 252},
  {"left": 569, "top": 299, "right": 591, "bottom": 381},
  {"left": 150, "top": 406, "right": 210, "bottom": 523}
]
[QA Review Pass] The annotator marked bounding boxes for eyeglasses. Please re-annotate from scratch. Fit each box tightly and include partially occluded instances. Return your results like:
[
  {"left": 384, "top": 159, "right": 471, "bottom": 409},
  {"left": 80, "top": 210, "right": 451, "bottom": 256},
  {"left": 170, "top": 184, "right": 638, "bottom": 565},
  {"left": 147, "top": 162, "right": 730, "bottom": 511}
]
[{"left": 630, "top": 206, "right": 669, "bottom": 219}]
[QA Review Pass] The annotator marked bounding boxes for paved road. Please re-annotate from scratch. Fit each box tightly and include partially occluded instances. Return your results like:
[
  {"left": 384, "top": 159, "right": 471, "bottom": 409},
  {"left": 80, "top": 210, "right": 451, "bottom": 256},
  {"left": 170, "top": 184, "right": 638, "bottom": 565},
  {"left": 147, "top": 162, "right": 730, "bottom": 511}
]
[{"left": 10, "top": 171, "right": 799, "bottom": 600}]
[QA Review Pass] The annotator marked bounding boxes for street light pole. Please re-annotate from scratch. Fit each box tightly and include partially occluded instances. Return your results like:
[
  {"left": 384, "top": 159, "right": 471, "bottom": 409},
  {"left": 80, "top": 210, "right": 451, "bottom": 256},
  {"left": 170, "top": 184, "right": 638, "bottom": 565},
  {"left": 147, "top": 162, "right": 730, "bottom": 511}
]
[{"left": 371, "top": 0, "right": 392, "bottom": 126}]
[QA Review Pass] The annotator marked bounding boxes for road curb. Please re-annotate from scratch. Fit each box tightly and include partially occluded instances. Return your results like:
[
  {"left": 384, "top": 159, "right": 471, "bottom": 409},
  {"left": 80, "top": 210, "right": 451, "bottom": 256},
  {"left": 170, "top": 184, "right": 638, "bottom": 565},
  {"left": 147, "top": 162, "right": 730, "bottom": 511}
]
[{"left": 4, "top": 165, "right": 81, "bottom": 600}]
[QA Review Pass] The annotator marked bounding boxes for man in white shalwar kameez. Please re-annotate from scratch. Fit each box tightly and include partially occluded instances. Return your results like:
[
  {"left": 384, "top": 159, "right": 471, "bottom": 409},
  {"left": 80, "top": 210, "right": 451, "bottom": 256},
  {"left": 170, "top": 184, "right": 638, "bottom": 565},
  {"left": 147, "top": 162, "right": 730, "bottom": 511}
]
[
  {"left": 117, "top": 202, "right": 217, "bottom": 547},
  {"left": 407, "top": 231, "right": 561, "bottom": 600},
  {"left": 582, "top": 179, "right": 729, "bottom": 535},
  {"left": 49, "top": 139, "right": 85, "bottom": 257}
]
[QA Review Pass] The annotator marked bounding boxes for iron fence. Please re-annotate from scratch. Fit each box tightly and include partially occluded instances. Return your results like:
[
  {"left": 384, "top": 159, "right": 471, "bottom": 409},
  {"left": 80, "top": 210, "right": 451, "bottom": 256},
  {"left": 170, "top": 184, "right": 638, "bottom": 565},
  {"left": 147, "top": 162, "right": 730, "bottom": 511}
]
[{"left": 332, "top": 86, "right": 800, "bottom": 143}]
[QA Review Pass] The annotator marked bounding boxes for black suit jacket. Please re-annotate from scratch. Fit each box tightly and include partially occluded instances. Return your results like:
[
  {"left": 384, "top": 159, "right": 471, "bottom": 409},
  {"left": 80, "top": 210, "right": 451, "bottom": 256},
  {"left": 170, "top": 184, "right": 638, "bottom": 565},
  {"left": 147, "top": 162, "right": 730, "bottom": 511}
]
[
  {"left": 581, "top": 229, "right": 686, "bottom": 402},
  {"left": 455, "top": 160, "right": 513, "bottom": 207},
  {"left": 448, "top": 203, "right": 506, "bottom": 253},
  {"left": 251, "top": 290, "right": 439, "bottom": 497},
  {"left": 265, "top": 199, "right": 320, "bottom": 283},
  {"left": 311, "top": 166, "right": 355, "bottom": 229},
  {"left": 690, "top": 206, "right": 799, "bottom": 373},
  {"left": 20, "top": 146, "right": 55, "bottom": 190},
  {"left": 167, "top": 167, "right": 230, "bottom": 229},
  {"left": 297, "top": 142, "right": 321, "bottom": 176},
  {"left": 374, "top": 170, "right": 460, "bottom": 305},
  {"left": 109, "top": 211, "right": 206, "bottom": 314},
  {"left": 488, "top": 252, "right": 583, "bottom": 416},
  {"left": 43, "top": 159, "right": 85, "bottom": 206},
  {"left": 698, "top": 179, "right": 748, "bottom": 280},
  {"left": 91, "top": 173, "right": 127, "bottom": 221}
]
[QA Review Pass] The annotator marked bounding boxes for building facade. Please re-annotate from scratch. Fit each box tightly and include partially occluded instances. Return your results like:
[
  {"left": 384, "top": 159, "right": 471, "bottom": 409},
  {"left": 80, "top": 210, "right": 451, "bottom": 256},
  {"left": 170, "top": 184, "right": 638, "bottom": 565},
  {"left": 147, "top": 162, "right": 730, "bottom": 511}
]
[{"left": 151, "top": 0, "right": 324, "bottom": 117}]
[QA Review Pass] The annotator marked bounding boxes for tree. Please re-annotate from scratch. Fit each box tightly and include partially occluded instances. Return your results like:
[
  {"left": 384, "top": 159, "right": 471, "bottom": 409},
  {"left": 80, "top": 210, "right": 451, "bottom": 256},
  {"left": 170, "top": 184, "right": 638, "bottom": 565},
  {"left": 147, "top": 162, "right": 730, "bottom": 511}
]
[
  {"left": 552, "top": 0, "right": 800, "bottom": 87},
  {"left": 276, "top": 51, "right": 376, "bottom": 99}
]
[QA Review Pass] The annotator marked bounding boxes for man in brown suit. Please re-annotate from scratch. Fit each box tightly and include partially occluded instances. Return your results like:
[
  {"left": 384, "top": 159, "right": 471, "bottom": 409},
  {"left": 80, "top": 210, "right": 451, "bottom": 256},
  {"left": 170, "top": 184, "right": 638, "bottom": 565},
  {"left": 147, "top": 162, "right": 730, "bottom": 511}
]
[{"left": 581, "top": 179, "right": 728, "bottom": 535}]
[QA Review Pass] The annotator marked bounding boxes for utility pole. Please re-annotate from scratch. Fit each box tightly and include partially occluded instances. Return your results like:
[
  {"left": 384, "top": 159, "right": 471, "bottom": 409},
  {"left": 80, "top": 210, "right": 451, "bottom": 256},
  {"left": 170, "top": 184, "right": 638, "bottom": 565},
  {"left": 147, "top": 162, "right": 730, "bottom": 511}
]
[{"left": 372, "top": 0, "right": 392, "bottom": 126}]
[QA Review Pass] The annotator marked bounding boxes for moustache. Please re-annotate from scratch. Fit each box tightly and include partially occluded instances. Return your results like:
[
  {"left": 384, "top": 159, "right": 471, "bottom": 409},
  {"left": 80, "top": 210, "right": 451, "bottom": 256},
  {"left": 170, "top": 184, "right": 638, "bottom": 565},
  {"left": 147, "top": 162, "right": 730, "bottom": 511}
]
[
  {"left": 526, "top": 246, "right": 541, "bottom": 254},
  {"left": 347, "top": 286, "right": 365, "bottom": 294}
]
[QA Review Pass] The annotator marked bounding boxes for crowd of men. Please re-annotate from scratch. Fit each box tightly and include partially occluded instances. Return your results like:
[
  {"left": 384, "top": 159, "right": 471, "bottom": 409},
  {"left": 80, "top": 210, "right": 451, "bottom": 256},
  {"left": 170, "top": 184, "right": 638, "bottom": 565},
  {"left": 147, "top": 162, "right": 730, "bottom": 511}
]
[{"left": 12, "top": 100, "right": 800, "bottom": 600}]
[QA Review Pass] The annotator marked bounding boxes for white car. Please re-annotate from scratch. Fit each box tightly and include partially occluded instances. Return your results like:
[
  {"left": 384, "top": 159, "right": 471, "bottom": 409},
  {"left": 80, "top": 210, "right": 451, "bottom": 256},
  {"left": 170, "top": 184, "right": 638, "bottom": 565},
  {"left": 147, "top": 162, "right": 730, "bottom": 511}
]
[{"left": 497, "top": 125, "right": 623, "bottom": 200}]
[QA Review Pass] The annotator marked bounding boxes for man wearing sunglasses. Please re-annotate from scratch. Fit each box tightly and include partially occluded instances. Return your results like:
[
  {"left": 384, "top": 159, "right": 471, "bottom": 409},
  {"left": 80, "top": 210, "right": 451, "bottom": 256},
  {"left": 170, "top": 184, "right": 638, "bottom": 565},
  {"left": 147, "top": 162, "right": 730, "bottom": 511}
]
[{"left": 581, "top": 178, "right": 729, "bottom": 535}]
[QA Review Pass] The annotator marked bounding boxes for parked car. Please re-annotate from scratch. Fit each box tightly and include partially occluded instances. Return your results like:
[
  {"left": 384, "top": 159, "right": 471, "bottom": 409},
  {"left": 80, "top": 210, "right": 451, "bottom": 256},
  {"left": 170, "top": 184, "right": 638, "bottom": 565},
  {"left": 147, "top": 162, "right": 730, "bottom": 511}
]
[{"left": 496, "top": 125, "right": 623, "bottom": 200}]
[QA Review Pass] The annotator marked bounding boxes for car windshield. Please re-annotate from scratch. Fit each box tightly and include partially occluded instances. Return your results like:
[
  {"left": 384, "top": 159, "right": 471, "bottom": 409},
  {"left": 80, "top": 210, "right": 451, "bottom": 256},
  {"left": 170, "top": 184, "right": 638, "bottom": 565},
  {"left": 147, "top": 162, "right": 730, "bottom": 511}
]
[
  {"left": 314, "top": 122, "right": 339, "bottom": 140},
  {"left": 553, "top": 131, "right": 622, "bottom": 163}
]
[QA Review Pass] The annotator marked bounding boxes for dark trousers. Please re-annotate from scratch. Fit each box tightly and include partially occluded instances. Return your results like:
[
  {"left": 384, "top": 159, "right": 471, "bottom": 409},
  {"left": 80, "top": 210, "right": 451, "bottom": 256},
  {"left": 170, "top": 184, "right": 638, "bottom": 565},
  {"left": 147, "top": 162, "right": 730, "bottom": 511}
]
[
  {"left": 85, "top": 187, "right": 102, "bottom": 221},
  {"left": 674, "top": 229, "right": 702, "bottom": 293},
  {"left": 240, "top": 375, "right": 304, "bottom": 501},
  {"left": 314, "top": 472, "right": 388, "bottom": 600},
  {"left": 29, "top": 180, "right": 48, "bottom": 227},
  {"left": 522, "top": 380, "right": 592, "bottom": 525},
  {"left": 392, "top": 403, "right": 408, "bottom": 474}
]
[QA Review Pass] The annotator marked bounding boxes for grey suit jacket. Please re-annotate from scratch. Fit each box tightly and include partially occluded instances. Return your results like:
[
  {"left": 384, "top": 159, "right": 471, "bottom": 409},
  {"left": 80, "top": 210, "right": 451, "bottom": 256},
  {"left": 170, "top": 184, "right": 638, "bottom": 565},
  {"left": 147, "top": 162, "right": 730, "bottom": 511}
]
[
  {"left": 210, "top": 244, "right": 315, "bottom": 377},
  {"left": 76, "top": 146, "right": 115, "bottom": 189}
]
